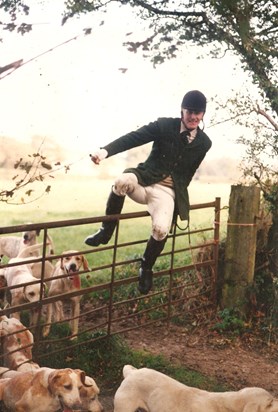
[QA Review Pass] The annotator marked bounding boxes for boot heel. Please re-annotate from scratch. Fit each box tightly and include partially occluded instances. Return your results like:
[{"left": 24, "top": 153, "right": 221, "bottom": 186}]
[
  {"left": 85, "top": 228, "right": 111, "bottom": 246},
  {"left": 138, "top": 267, "right": 153, "bottom": 295}
]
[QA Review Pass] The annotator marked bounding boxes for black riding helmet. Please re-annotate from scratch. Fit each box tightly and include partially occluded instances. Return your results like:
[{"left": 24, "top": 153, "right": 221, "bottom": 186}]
[{"left": 181, "top": 90, "right": 207, "bottom": 112}]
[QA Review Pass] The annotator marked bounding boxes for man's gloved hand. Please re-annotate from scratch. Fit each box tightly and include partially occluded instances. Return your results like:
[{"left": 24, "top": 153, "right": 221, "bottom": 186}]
[{"left": 89, "top": 149, "right": 108, "bottom": 165}]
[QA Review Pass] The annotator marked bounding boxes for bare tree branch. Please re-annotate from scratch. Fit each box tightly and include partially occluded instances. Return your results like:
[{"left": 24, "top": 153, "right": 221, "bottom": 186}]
[
  {"left": 0, "top": 59, "right": 23, "bottom": 74},
  {"left": 255, "top": 105, "right": 278, "bottom": 131}
]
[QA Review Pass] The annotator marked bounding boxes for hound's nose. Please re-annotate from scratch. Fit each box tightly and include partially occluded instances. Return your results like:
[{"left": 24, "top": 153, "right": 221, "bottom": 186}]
[{"left": 69, "top": 263, "right": 77, "bottom": 272}]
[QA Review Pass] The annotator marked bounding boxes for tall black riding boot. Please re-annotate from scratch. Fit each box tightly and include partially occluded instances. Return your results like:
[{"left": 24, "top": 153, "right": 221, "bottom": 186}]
[
  {"left": 138, "top": 236, "right": 167, "bottom": 295},
  {"left": 84, "top": 190, "right": 125, "bottom": 246}
]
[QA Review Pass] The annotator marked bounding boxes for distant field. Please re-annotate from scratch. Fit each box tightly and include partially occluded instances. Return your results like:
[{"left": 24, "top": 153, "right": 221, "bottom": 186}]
[{"left": 0, "top": 175, "right": 231, "bottom": 230}]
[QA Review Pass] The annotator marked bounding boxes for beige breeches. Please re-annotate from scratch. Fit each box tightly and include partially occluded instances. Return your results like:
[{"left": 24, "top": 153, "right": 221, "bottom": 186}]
[{"left": 113, "top": 173, "right": 175, "bottom": 241}]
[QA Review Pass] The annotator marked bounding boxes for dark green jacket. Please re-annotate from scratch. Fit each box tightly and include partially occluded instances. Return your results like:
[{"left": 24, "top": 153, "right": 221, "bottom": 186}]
[{"left": 103, "top": 117, "right": 212, "bottom": 220}]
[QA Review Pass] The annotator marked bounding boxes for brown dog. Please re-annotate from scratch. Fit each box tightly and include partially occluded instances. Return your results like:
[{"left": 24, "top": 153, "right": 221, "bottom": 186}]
[
  {"left": 114, "top": 365, "right": 278, "bottom": 412},
  {"left": 0, "top": 369, "right": 103, "bottom": 411},
  {"left": 43, "top": 250, "right": 90, "bottom": 340},
  {"left": 0, "top": 367, "right": 90, "bottom": 412},
  {"left": 0, "top": 315, "right": 40, "bottom": 372}
]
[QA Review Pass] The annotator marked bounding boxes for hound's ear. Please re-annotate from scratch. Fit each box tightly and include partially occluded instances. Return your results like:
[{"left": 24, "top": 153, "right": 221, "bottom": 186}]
[
  {"left": 75, "top": 369, "right": 86, "bottom": 385},
  {"left": 36, "top": 229, "right": 41, "bottom": 236},
  {"left": 46, "top": 234, "right": 55, "bottom": 255},
  {"left": 82, "top": 256, "right": 90, "bottom": 271},
  {"left": 84, "top": 375, "right": 97, "bottom": 388}
]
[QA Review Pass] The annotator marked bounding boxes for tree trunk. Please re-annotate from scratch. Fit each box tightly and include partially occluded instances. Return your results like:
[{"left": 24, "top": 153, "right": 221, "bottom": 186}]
[{"left": 221, "top": 185, "right": 261, "bottom": 315}]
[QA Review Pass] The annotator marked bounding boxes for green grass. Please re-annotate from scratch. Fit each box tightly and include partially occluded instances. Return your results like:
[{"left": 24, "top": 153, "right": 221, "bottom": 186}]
[{"left": 0, "top": 175, "right": 230, "bottom": 225}]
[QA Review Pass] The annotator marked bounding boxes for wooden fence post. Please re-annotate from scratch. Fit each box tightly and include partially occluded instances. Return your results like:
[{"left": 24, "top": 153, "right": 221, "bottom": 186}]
[{"left": 221, "top": 185, "right": 261, "bottom": 314}]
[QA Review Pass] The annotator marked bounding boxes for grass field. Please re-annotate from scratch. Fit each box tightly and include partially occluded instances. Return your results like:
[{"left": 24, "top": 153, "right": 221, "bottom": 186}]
[
  {"left": 0, "top": 175, "right": 231, "bottom": 276},
  {"left": 0, "top": 175, "right": 231, "bottom": 272},
  {"left": 0, "top": 175, "right": 231, "bottom": 225}
]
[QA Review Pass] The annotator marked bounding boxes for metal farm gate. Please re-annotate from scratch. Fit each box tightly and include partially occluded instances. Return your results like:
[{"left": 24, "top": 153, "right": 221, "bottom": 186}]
[{"left": 0, "top": 198, "right": 221, "bottom": 365}]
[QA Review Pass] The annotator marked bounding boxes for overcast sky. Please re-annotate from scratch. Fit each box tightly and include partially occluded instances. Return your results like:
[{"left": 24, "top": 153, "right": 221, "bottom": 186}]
[{"left": 0, "top": 1, "right": 252, "bottom": 173}]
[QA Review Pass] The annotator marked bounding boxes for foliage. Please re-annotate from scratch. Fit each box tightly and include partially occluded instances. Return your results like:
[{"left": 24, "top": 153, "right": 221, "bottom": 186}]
[
  {"left": 0, "top": 0, "right": 31, "bottom": 35},
  {"left": 212, "top": 308, "right": 245, "bottom": 335},
  {"left": 0, "top": 150, "right": 71, "bottom": 204},
  {"left": 1, "top": 1, "right": 277, "bottom": 114},
  {"left": 252, "top": 271, "right": 276, "bottom": 316},
  {"left": 211, "top": 90, "right": 277, "bottom": 196},
  {"left": 54, "top": 0, "right": 278, "bottom": 116},
  {"left": 211, "top": 89, "right": 278, "bottom": 288},
  {"left": 251, "top": 222, "right": 278, "bottom": 344}
]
